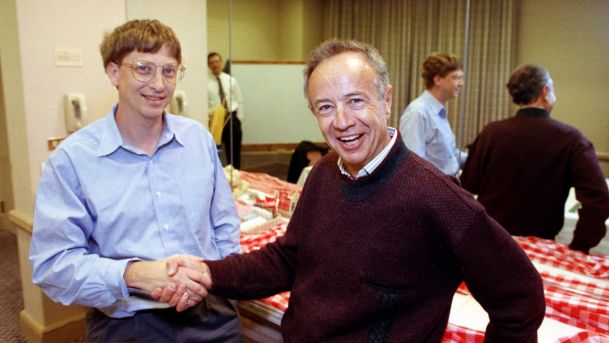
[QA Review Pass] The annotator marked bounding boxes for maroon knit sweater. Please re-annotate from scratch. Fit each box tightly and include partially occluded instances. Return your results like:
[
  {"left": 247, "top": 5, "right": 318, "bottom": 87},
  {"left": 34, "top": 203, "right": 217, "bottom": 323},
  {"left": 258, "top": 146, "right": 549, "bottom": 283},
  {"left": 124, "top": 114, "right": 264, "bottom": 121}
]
[
  {"left": 461, "top": 108, "right": 609, "bottom": 253},
  {"left": 208, "top": 137, "right": 545, "bottom": 342}
]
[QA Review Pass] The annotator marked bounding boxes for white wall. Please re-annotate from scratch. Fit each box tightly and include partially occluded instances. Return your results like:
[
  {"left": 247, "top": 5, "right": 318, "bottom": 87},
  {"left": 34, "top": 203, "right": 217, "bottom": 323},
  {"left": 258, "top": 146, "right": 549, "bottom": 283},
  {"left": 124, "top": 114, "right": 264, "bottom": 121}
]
[
  {"left": 233, "top": 63, "right": 323, "bottom": 144},
  {"left": 14, "top": 0, "right": 126, "bottom": 200},
  {"left": 518, "top": 0, "right": 609, "bottom": 156}
]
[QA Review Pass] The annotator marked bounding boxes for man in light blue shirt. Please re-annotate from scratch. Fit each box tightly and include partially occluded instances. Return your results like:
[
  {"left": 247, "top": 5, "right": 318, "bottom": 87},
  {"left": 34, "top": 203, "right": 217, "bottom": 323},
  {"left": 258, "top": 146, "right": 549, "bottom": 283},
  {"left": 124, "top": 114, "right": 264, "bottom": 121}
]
[
  {"left": 400, "top": 52, "right": 467, "bottom": 176},
  {"left": 29, "top": 19, "right": 242, "bottom": 342}
]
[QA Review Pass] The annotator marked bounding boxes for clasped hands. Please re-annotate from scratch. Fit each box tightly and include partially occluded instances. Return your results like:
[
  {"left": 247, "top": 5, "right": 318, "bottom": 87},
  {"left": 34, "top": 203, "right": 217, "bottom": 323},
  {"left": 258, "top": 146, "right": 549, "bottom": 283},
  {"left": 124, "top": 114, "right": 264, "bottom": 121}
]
[{"left": 124, "top": 254, "right": 212, "bottom": 312}]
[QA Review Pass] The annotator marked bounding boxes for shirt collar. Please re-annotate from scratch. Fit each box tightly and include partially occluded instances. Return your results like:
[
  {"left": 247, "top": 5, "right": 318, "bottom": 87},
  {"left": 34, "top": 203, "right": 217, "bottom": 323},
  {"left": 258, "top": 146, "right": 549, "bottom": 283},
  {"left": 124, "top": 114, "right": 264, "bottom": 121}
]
[
  {"left": 97, "top": 104, "right": 183, "bottom": 157},
  {"left": 209, "top": 71, "right": 223, "bottom": 80},
  {"left": 338, "top": 127, "right": 397, "bottom": 179},
  {"left": 516, "top": 107, "right": 550, "bottom": 118},
  {"left": 422, "top": 90, "right": 446, "bottom": 118}
]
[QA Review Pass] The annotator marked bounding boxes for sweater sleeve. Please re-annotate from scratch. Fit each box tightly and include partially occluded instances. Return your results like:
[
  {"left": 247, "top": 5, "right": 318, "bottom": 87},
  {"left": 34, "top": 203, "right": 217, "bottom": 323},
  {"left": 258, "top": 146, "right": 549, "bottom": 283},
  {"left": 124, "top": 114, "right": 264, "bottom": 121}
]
[
  {"left": 206, "top": 214, "right": 300, "bottom": 300},
  {"left": 453, "top": 208, "right": 545, "bottom": 342},
  {"left": 205, "top": 168, "right": 321, "bottom": 299},
  {"left": 568, "top": 135, "right": 609, "bottom": 253}
]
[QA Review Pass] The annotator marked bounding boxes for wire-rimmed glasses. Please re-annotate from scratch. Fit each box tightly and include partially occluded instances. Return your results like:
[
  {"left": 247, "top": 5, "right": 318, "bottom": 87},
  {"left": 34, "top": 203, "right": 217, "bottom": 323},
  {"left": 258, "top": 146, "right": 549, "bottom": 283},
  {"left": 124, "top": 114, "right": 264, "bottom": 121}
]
[{"left": 121, "top": 60, "right": 185, "bottom": 83}]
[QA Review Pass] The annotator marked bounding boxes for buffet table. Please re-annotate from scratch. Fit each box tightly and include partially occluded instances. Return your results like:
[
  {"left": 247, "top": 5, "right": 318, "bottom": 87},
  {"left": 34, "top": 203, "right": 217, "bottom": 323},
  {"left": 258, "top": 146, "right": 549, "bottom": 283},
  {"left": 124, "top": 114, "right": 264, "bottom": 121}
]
[{"left": 231, "top": 170, "right": 609, "bottom": 343}]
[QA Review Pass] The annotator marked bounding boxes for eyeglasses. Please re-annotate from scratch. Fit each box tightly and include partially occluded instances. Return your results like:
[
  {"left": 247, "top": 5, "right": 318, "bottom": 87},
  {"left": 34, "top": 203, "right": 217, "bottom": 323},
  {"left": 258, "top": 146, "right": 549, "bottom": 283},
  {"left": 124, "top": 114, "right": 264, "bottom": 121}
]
[{"left": 120, "top": 60, "right": 185, "bottom": 83}]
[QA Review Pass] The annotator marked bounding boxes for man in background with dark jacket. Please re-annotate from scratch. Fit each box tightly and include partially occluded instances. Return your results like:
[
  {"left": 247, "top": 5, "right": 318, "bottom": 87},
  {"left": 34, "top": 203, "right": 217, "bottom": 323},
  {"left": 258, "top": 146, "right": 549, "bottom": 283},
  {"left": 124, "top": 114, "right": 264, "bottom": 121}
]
[{"left": 461, "top": 64, "right": 609, "bottom": 254}]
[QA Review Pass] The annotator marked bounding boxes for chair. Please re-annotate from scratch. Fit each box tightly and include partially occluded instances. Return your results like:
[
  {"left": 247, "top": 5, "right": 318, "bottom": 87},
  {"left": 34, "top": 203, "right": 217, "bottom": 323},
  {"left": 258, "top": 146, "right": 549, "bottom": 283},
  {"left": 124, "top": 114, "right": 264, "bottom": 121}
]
[
  {"left": 287, "top": 141, "right": 327, "bottom": 184},
  {"left": 209, "top": 105, "right": 227, "bottom": 145}
]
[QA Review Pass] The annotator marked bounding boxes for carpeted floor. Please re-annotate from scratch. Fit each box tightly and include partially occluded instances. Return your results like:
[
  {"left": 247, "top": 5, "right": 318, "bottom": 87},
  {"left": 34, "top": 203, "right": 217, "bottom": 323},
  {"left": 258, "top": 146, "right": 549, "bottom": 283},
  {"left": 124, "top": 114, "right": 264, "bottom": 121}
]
[{"left": 0, "top": 229, "right": 27, "bottom": 343}]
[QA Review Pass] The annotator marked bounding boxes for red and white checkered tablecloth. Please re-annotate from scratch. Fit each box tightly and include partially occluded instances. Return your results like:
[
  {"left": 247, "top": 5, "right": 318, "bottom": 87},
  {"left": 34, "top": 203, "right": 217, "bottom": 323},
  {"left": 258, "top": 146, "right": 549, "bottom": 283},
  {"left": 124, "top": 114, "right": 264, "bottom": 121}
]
[
  {"left": 240, "top": 222, "right": 291, "bottom": 312},
  {"left": 515, "top": 236, "right": 609, "bottom": 279},
  {"left": 239, "top": 227, "right": 609, "bottom": 342},
  {"left": 514, "top": 236, "right": 609, "bottom": 337},
  {"left": 239, "top": 171, "right": 302, "bottom": 196},
  {"left": 442, "top": 324, "right": 484, "bottom": 343},
  {"left": 542, "top": 271, "right": 609, "bottom": 333},
  {"left": 556, "top": 331, "right": 609, "bottom": 343},
  {"left": 240, "top": 224, "right": 287, "bottom": 253}
]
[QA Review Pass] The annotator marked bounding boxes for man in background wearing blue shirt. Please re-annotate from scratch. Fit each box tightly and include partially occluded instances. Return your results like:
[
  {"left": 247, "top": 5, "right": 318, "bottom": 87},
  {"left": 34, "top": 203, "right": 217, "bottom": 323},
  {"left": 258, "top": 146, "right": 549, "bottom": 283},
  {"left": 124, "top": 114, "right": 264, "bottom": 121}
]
[
  {"left": 399, "top": 52, "right": 467, "bottom": 176},
  {"left": 29, "top": 19, "right": 242, "bottom": 342}
]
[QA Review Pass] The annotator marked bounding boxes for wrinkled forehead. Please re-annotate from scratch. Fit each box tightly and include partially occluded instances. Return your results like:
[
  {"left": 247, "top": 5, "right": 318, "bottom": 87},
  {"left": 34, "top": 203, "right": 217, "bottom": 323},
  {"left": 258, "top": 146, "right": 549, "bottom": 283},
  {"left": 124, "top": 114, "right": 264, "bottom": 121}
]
[
  {"left": 311, "top": 52, "right": 376, "bottom": 86},
  {"left": 317, "top": 52, "right": 369, "bottom": 72}
]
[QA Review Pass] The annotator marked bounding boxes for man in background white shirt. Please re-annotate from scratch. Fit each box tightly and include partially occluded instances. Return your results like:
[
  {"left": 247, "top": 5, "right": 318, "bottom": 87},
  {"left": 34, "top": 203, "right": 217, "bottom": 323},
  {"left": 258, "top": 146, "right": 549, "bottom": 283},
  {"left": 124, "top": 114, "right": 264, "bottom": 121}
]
[{"left": 208, "top": 52, "right": 244, "bottom": 169}]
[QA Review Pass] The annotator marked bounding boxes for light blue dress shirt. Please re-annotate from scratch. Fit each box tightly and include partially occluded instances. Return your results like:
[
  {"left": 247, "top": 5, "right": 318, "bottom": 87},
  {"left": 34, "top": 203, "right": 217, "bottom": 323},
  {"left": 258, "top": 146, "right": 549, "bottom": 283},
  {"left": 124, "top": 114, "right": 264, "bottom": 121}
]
[
  {"left": 29, "top": 106, "right": 241, "bottom": 318},
  {"left": 399, "top": 90, "right": 466, "bottom": 176}
]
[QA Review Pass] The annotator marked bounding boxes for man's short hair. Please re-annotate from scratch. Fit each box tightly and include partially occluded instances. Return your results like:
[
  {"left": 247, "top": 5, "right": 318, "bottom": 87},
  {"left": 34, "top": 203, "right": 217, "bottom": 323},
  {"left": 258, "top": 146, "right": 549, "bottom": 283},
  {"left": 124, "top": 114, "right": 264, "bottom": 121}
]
[
  {"left": 100, "top": 19, "right": 181, "bottom": 68},
  {"left": 506, "top": 64, "right": 551, "bottom": 105},
  {"left": 303, "top": 39, "right": 390, "bottom": 110},
  {"left": 208, "top": 52, "right": 222, "bottom": 62},
  {"left": 421, "top": 53, "right": 462, "bottom": 89}
]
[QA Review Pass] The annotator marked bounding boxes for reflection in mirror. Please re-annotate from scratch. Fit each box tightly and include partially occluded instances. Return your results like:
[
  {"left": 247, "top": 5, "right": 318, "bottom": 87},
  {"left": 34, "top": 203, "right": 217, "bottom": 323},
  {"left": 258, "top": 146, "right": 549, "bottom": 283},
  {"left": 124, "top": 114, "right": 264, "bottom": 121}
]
[
  {"left": 207, "top": 0, "right": 327, "bottom": 180},
  {"left": 207, "top": 0, "right": 242, "bottom": 179},
  {"left": 207, "top": 0, "right": 328, "bottom": 175}
]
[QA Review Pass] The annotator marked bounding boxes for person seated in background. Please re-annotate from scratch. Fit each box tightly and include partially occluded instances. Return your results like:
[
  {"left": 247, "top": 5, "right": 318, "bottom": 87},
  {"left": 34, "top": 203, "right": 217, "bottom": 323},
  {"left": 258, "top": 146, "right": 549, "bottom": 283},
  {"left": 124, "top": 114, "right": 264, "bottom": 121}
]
[
  {"left": 286, "top": 140, "right": 328, "bottom": 183},
  {"left": 155, "top": 39, "right": 545, "bottom": 342},
  {"left": 461, "top": 64, "right": 609, "bottom": 254},
  {"left": 399, "top": 52, "right": 467, "bottom": 176}
]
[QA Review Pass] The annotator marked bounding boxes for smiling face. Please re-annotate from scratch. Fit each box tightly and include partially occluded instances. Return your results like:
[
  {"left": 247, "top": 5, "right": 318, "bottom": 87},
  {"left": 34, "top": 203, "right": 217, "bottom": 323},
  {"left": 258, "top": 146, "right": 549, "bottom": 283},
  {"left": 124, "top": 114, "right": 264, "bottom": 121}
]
[
  {"left": 106, "top": 46, "right": 177, "bottom": 125},
  {"left": 307, "top": 52, "right": 392, "bottom": 177}
]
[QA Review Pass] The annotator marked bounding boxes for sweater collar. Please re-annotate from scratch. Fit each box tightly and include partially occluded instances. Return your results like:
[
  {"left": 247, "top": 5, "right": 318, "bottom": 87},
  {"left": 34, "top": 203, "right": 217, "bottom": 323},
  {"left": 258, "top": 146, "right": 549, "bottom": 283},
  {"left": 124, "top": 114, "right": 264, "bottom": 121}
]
[{"left": 516, "top": 107, "right": 550, "bottom": 118}]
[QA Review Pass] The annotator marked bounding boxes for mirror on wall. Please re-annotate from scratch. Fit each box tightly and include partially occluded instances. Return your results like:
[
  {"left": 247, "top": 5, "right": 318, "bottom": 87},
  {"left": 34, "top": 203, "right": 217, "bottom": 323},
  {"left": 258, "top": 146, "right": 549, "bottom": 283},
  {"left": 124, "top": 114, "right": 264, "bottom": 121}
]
[{"left": 207, "top": 0, "right": 326, "bottom": 151}]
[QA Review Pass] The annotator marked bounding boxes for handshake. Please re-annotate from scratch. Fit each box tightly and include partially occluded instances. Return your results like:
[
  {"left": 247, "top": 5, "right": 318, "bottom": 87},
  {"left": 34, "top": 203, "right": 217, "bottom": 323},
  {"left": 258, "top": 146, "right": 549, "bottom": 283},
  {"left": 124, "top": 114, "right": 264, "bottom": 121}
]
[{"left": 125, "top": 254, "right": 213, "bottom": 312}]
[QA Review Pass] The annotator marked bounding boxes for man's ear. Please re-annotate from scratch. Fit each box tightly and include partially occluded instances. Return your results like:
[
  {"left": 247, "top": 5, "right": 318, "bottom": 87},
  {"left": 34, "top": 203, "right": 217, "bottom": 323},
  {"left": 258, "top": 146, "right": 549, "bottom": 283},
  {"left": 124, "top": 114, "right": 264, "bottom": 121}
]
[
  {"left": 384, "top": 84, "right": 393, "bottom": 119},
  {"left": 106, "top": 62, "right": 120, "bottom": 88},
  {"left": 539, "top": 85, "right": 550, "bottom": 103},
  {"left": 433, "top": 74, "right": 443, "bottom": 87}
]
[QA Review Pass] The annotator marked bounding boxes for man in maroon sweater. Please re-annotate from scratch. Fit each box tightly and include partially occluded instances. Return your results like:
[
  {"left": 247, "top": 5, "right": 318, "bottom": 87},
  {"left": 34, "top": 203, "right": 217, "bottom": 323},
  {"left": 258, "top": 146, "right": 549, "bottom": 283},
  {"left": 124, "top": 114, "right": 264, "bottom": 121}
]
[
  {"left": 461, "top": 64, "right": 609, "bottom": 254},
  {"left": 154, "top": 40, "right": 545, "bottom": 342}
]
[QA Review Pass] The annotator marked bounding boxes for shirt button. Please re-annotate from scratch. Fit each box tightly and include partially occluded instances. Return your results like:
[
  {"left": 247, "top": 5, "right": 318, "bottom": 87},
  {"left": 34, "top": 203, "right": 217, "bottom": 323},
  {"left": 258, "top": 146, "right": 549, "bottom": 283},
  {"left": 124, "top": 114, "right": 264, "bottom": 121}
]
[
  {"left": 156, "top": 191, "right": 162, "bottom": 198},
  {"left": 163, "top": 224, "right": 169, "bottom": 230}
]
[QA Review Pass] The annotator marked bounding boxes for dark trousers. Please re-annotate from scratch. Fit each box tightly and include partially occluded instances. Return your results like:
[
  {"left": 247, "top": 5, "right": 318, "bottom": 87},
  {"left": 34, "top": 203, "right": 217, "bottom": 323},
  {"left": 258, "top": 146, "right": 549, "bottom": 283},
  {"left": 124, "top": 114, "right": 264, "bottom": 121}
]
[
  {"left": 222, "top": 111, "right": 242, "bottom": 169},
  {"left": 86, "top": 295, "right": 242, "bottom": 343}
]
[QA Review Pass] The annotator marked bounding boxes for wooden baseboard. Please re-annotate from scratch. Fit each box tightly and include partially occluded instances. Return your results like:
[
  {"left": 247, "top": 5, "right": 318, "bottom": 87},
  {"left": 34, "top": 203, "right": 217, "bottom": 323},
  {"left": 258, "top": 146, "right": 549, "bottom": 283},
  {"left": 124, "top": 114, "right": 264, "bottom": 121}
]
[
  {"left": 8, "top": 209, "right": 32, "bottom": 234},
  {"left": 20, "top": 310, "right": 85, "bottom": 343}
]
